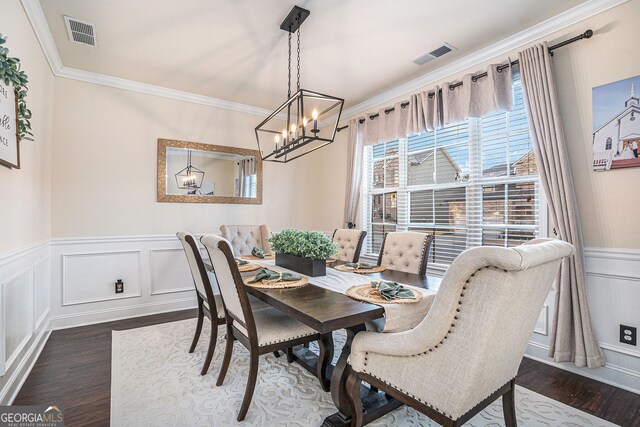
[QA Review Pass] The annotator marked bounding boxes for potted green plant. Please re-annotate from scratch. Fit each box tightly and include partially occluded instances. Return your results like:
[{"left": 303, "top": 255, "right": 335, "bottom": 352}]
[{"left": 269, "top": 229, "right": 337, "bottom": 277}]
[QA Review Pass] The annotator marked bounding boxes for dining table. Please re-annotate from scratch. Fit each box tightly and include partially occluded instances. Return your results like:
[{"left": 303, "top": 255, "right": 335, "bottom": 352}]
[{"left": 205, "top": 257, "right": 441, "bottom": 426}]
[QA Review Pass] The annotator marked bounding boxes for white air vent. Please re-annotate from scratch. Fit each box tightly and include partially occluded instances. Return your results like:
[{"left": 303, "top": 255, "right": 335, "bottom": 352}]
[
  {"left": 413, "top": 43, "right": 456, "bottom": 65},
  {"left": 64, "top": 16, "right": 96, "bottom": 47}
]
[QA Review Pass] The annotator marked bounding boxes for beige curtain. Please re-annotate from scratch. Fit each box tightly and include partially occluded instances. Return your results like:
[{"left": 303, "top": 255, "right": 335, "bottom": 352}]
[
  {"left": 518, "top": 43, "right": 604, "bottom": 368},
  {"left": 442, "top": 63, "right": 513, "bottom": 125},
  {"left": 343, "top": 118, "right": 365, "bottom": 228},
  {"left": 237, "top": 158, "right": 256, "bottom": 198},
  {"left": 407, "top": 86, "right": 442, "bottom": 135}
]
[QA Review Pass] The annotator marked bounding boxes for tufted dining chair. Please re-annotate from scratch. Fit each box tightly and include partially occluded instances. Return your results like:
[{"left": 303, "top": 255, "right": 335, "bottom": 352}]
[
  {"left": 176, "top": 232, "right": 226, "bottom": 376},
  {"left": 219, "top": 224, "right": 272, "bottom": 256},
  {"left": 332, "top": 229, "right": 367, "bottom": 262},
  {"left": 346, "top": 238, "right": 575, "bottom": 427},
  {"left": 200, "top": 234, "right": 333, "bottom": 422},
  {"left": 377, "top": 232, "right": 434, "bottom": 276}
]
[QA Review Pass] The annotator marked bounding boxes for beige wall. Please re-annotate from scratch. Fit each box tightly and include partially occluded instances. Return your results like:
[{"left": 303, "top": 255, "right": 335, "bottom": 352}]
[
  {"left": 51, "top": 78, "right": 338, "bottom": 237},
  {"left": 329, "top": 1, "right": 640, "bottom": 250},
  {"left": 0, "top": 0, "right": 53, "bottom": 255}
]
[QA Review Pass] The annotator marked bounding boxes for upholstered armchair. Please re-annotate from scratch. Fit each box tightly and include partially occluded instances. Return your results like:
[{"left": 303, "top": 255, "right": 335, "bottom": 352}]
[
  {"left": 332, "top": 229, "right": 367, "bottom": 263},
  {"left": 347, "top": 238, "right": 575, "bottom": 427},
  {"left": 219, "top": 224, "right": 272, "bottom": 256},
  {"left": 377, "top": 232, "right": 434, "bottom": 276}
]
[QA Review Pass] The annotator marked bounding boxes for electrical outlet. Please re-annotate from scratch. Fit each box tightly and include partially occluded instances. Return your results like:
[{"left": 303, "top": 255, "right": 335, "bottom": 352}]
[
  {"left": 620, "top": 325, "right": 637, "bottom": 346},
  {"left": 115, "top": 279, "right": 124, "bottom": 294}
]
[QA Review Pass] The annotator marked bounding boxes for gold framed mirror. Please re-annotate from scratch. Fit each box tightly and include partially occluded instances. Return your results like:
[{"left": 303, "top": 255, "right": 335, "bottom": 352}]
[{"left": 157, "top": 138, "right": 262, "bottom": 204}]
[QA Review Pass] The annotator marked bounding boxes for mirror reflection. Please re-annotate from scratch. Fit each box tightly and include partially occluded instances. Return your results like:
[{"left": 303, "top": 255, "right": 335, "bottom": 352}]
[{"left": 166, "top": 147, "right": 258, "bottom": 198}]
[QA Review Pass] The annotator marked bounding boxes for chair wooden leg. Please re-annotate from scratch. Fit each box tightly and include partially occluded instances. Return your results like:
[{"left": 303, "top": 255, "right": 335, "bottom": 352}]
[
  {"left": 237, "top": 348, "right": 259, "bottom": 422},
  {"left": 317, "top": 333, "right": 334, "bottom": 392},
  {"left": 189, "top": 304, "right": 204, "bottom": 353},
  {"left": 200, "top": 319, "right": 218, "bottom": 375},
  {"left": 216, "top": 324, "right": 234, "bottom": 386},
  {"left": 286, "top": 347, "right": 294, "bottom": 363},
  {"left": 502, "top": 379, "right": 517, "bottom": 427},
  {"left": 346, "top": 370, "right": 363, "bottom": 427}
]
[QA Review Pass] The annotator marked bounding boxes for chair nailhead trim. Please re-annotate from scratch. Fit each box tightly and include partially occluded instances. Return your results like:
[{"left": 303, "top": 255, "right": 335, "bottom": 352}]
[{"left": 259, "top": 331, "right": 318, "bottom": 347}]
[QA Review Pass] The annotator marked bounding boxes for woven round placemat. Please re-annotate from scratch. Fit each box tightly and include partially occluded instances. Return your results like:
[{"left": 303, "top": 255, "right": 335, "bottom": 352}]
[
  {"left": 346, "top": 283, "right": 423, "bottom": 304},
  {"left": 334, "top": 264, "right": 386, "bottom": 274},
  {"left": 240, "top": 254, "right": 275, "bottom": 261},
  {"left": 325, "top": 257, "right": 337, "bottom": 264},
  {"left": 243, "top": 275, "right": 309, "bottom": 289},
  {"left": 237, "top": 263, "right": 261, "bottom": 272}
]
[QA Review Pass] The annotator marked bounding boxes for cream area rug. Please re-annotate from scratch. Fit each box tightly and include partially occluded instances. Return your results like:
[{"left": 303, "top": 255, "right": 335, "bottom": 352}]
[{"left": 111, "top": 319, "right": 618, "bottom": 427}]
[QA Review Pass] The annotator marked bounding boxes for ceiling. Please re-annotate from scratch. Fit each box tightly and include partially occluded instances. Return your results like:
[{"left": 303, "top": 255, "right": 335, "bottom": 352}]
[{"left": 40, "top": 0, "right": 586, "bottom": 110}]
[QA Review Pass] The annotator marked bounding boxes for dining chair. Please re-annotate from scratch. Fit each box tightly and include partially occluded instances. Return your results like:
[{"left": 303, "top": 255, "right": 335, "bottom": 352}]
[
  {"left": 332, "top": 229, "right": 367, "bottom": 263},
  {"left": 200, "top": 234, "right": 333, "bottom": 422},
  {"left": 219, "top": 224, "right": 273, "bottom": 256},
  {"left": 176, "top": 232, "right": 226, "bottom": 376},
  {"left": 377, "top": 231, "right": 434, "bottom": 277},
  {"left": 346, "top": 238, "right": 575, "bottom": 427}
]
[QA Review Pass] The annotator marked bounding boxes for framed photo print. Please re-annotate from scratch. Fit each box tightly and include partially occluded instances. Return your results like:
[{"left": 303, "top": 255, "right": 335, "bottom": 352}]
[{"left": 0, "top": 79, "right": 19, "bottom": 169}]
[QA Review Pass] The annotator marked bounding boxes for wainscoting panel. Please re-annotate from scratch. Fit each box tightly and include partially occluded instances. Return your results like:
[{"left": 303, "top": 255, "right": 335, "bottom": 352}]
[
  {"left": 150, "top": 249, "right": 193, "bottom": 295},
  {"left": 525, "top": 247, "right": 640, "bottom": 394},
  {"left": 533, "top": 305, "right": 549, "bottom": 336},
  {"left": 62, "top": 250, "right": 142, "bottom": 306},
  {"left": 3, "top": 269, "right": 33, "bottom": 373},
  {"left": 33, "top": 257, "right": 50, "bottom": 331},
  {"left": 0, "top": 242, "right": 51, "bottom": 404},
  {"left": 50, "top": 236, "right": 199, "bottom": 330}
]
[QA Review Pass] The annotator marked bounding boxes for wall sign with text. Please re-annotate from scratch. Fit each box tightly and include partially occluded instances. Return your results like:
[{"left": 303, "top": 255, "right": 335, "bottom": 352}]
[{"left": 0, "top": 79, "right": 19, "bottom": 169}]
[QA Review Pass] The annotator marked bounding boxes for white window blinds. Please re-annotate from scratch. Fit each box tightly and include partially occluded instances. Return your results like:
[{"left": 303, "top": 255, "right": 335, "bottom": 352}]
[{"left": 361, "top": 77, "right": 543, "bottom": 269}]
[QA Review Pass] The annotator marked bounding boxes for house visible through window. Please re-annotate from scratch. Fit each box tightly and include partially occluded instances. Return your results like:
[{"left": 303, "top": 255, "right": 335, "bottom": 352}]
[{"left": 361, "top": 76, "right": 544, "bottom": 269}]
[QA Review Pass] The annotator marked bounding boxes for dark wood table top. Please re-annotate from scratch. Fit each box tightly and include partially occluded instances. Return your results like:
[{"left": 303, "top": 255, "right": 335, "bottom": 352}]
[{"left": 204, "top": 259, "right": 438, "bottom": 334}]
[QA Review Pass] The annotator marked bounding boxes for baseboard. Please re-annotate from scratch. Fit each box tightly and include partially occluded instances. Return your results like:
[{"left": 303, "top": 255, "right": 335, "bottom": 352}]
[
  {"left": 525, "top": 342, "right": 640, "bottom": 394},
  {"left": 51, "top": 297, "right": 197, "bottom": 330},
  {"left": 0, "top": 318, "right": 52, "bottom": 405}
]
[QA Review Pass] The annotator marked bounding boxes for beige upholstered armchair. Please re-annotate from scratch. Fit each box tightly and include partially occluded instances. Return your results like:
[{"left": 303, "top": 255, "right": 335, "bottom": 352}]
[
  {"left": 347, "top": 238, "right": 575, "bottom": 427},
  {"left": 332, "top": 229, "right": 367, "bottom": 263},
  {"left": 219, "top": 224, "right": 272, "bottom": 256},
  {"left": 377, "top": 231, "right": 434, "bottom": 276}
]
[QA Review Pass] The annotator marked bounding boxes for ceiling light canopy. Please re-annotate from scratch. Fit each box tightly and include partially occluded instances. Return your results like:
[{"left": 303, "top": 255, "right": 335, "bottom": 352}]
[{"left": 255, "top": 6, "right": 344, "bottom": 163}]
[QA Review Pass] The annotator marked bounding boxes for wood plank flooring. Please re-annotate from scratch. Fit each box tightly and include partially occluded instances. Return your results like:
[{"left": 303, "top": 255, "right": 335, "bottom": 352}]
[{"left": 13, "top": 310, "right": 639, "bottom": 427}]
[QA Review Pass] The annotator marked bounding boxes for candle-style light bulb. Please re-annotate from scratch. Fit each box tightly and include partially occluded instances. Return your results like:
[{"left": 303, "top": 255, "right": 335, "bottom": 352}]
[
  {"left": 290, "top": 123, "right": 297, "bottom": 141},
  {"left": 312, "top": 109, "right": 319, "bottom": 133},
  {"left": 274, "top": 134, "right": 280, "bottom": 151},
  {"left": 282, "top": 129, "right": 287, "bottom": 145}
]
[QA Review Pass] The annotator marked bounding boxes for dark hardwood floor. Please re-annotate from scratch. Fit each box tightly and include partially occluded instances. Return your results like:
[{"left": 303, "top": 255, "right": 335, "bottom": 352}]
[{"left": 14, "top": 310, "right": 639, "bottom": 426}]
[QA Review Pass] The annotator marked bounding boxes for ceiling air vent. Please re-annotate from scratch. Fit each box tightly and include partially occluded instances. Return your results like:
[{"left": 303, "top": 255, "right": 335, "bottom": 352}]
[
  {"left": 413, "top": 43, "right": 456, "bottom": 65},
  {"left": 63, "top": 16, "right": 96, "bottom": 47}
]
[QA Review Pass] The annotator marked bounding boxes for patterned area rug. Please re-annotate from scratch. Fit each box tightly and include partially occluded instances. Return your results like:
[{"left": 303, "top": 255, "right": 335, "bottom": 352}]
[{"left": 111, "top": 319, "right": 617, "bottom": 426}]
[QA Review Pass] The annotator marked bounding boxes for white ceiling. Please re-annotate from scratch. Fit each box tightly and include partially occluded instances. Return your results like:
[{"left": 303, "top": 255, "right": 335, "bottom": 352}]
[{"left": 40, "top": 0, "right": 586, "bottom": 110}]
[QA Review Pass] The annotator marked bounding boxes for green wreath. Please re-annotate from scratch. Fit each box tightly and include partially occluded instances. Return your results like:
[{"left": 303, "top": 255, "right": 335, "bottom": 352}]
[{"left": 0, "top": 33, "right": 33, "bottom": 142}]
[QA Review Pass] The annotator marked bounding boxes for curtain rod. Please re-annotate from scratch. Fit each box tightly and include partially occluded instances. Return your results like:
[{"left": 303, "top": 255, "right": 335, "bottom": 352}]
[{"left": 336, "top": 29, "right": 593, "bottom": 132}]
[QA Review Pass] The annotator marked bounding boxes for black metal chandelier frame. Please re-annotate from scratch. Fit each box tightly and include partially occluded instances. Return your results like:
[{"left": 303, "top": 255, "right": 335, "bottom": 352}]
[
  {"left": 255, "top": 6, "right": 344, "bottom": 163},
  {"left": 175, "top": 149, "right": 205, "bottom": 190}
]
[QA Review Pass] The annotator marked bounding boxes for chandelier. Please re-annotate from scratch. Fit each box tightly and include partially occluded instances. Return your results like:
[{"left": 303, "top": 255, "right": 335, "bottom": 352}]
[
  {"left": 175, "top": 149, "right": 205, "bottom": 190},
  {"left": 255, "top": 6, "right": 344, "bottom": 163}
]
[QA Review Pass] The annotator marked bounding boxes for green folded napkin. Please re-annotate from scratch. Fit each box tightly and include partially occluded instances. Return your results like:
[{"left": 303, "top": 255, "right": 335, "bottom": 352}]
[
  {"left": 249, "top": 268, "right": 301, "bottom": 283},
  {"left": 345, "top": 262, "right": 377, "bottom": 269},
  {"left": 236, "top": 258, "right": 249, "bottom": 266},
  {"left": 251, "top": 247, "right": 265, "bottom": 258},
  {"left": 372, "top": 281, "right": 415, "bottom": 301}
]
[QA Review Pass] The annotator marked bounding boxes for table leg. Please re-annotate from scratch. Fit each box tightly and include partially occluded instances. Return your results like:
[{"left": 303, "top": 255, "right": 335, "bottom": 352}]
[{"left": 323, "top": 324, "right": 364, "bottom": 426}]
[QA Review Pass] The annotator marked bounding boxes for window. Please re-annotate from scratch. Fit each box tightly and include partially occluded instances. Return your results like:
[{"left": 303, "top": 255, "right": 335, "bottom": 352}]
[
  {"left": 361, "top": 77, "right": 544, "bottom": 269},
  {"left": 606, "top": 137, "right": 612, "bottom": 150}
]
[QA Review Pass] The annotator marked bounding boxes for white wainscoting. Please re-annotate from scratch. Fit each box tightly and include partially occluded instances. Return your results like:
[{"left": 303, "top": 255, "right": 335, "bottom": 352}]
[
  {"left": 50, "top": 235, "right": 200, "bottom": 330},
  {"left": 0, "top": 242, "right": 51, "bottom": 404},
  {"left": 525, "top": 246, "right": 640, "bottom": 394}
]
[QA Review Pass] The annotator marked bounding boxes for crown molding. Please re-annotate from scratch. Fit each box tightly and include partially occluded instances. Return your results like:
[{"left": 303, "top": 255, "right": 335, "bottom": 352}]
[
  {"left": 339, "top": 0, "right": 630, "bottom": 121},
  {"left": 19, "top": 0, "right": 274, "bottom": 118},
  {"left": 21, "top": 0, "right": 628, "bottom": 120}
]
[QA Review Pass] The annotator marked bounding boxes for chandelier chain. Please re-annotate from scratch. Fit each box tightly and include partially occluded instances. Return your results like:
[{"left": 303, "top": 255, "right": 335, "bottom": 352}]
[
  {"left": 287, "top": 30, "right": 292, "bottom": 99},
  {"left": 296, "top": 24, "right": 301, "bottom": 91}
]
